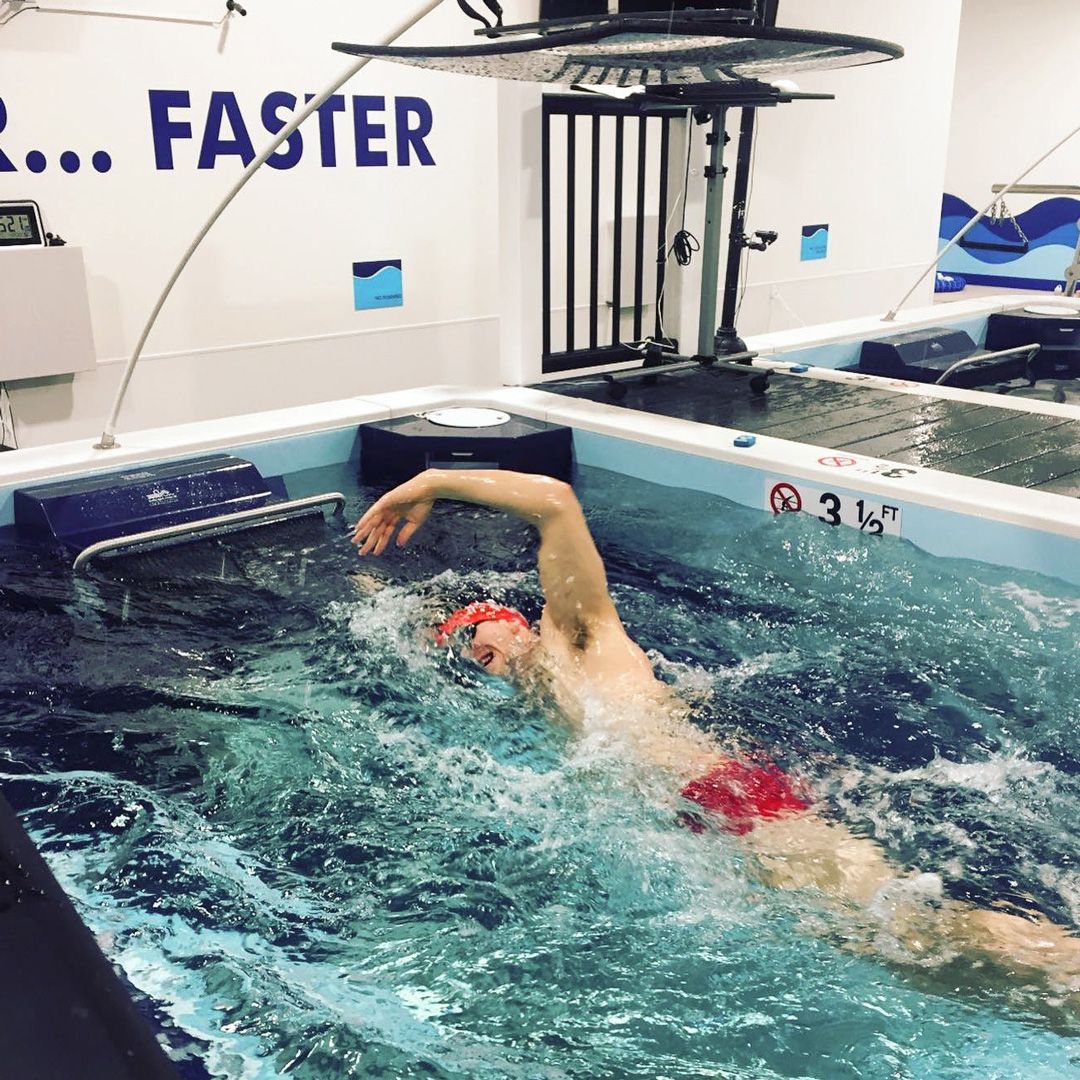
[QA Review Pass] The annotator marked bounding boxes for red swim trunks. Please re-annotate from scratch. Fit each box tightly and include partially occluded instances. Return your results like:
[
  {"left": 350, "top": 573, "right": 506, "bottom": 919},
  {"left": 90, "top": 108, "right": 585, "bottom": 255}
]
[{"left": 680, "top": 759, "right": 811, "bottom": 835}]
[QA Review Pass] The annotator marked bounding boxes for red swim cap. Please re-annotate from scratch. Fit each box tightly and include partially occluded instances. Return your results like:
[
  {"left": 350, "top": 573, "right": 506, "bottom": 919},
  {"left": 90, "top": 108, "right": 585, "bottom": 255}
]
[{"left": 434, "top": 602, "right": 530, "bottom": 647}]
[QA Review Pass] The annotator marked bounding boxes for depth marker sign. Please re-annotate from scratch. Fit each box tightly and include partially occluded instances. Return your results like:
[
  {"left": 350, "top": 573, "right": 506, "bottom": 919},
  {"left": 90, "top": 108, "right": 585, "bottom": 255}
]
[{"left": 766, "top": 478, "right": 903, "bottom": 537}]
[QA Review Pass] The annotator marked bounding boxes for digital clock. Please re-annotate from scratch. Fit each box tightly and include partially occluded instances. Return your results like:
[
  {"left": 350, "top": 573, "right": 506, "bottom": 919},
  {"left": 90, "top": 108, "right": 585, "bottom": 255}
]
[{"left": 0, "top": 201, "right": 45, "bottom": 248}]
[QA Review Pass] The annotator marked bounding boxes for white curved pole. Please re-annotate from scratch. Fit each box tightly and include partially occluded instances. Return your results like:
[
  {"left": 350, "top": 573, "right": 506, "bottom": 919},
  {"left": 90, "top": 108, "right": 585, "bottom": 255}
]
[
  {"left": 96, "top": 0, "right": 446, "bottom": 449},
  {"left": 882, "top": 118, "right": 1080, "bottom": 323}
]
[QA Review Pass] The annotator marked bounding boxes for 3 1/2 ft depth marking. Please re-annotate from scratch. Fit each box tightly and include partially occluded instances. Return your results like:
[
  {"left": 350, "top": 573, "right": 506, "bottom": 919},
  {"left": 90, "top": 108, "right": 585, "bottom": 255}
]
[{"left": 766, "top": 479, "right": 903, "bottom": 537}]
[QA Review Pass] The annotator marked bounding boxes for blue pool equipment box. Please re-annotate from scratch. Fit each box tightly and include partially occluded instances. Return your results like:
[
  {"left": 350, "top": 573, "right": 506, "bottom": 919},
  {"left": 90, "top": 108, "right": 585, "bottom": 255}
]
[
  {"left": 360, "top": 408, "right": 573, "bottom": 486},
  {"left": 14, "top": 454, "right": 290, "bottom": 551},
  {"left": 857, "top": 326, "right": 1028, "bottom": 386},
  {"left": 986, "top": 309, "right": 1080, "bottom": 377}
]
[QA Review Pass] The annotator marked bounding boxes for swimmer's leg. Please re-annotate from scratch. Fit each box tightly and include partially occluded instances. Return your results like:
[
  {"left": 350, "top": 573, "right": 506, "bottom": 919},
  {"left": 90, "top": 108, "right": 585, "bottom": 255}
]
[
  {"left": 739, "top": 812, "right": 1080, "bottom": 1021},
  {"left": 739, "top": 814, "right": 898, "bottom": 906},
  {"left": 939, "top": 904, "right": 1080, "bottom": 988}
]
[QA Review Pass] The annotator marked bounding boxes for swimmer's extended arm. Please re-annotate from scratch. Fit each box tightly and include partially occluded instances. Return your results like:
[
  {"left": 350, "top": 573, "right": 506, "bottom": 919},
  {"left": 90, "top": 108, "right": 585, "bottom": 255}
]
[{"left": 352, "top": 469, "right": 619, "bottom": 634}]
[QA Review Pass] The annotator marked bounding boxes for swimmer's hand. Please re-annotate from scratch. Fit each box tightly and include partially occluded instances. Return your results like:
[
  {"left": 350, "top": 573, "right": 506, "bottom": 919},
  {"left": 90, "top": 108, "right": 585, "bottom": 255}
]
[{"left": 352, "top": 475, "right": 435, "bottom": 556}]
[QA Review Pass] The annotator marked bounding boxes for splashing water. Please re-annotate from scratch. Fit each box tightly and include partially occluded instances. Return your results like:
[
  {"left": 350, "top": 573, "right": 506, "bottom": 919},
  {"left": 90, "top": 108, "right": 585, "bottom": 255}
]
[{"left": 1, "top": 461, "right": 1079, "bottom": 1079}]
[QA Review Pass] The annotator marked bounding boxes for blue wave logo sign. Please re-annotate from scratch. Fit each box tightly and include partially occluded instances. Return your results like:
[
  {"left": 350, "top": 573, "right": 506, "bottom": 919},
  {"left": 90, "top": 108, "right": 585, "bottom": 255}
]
[
  {"left": 801, "top": 223, "right": 828, "bottom": 262},
  {"left": 939, "top": 192, "right": 1080, "bottom": 290},
  {"left": 353, "top": 260, "right": 403, "bottom": 310}
]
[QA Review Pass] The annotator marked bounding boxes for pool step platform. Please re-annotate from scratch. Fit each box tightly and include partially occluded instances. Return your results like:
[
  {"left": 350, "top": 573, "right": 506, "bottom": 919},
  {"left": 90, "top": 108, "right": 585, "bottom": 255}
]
[{"left": 13, "top": 454, "right": 345, "bottom": 570}]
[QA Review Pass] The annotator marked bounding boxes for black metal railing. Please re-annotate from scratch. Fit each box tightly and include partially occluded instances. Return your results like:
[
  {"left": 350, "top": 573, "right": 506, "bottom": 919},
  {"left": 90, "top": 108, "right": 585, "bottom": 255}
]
[{"left": 541, "top": 94, "right": 685, "bottom": 374}]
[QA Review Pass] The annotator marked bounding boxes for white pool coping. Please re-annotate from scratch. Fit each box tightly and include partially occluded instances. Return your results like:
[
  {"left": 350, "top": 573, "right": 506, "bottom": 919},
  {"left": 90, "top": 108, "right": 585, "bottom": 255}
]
[
  {"left": 489, "top": 386, "right": 1080, "bottom": 541},
  {"left": 748, "top": 293, "right": 1080, "bottom": 356},
  {"left": 534, "top": 291, "right": 1080, "bottom": 422},
  {"left": 2, "top": 383, "right": 1077, "bottom": 548}
]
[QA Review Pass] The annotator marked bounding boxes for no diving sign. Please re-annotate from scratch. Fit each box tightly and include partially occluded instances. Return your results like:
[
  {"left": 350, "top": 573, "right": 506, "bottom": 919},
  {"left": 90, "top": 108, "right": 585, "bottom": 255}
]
[
  {"left": 769, "top": 483, "right": 802, "bottom": 514},
  {"left": 766, "top": 478, "right": 903, "bottom": 537}
]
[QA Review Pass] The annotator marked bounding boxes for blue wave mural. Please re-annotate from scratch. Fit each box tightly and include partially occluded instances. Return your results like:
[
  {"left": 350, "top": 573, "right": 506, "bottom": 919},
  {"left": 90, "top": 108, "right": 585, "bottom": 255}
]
[{"left": 939, "top": 193, "right": 1080, "bottom": 290}]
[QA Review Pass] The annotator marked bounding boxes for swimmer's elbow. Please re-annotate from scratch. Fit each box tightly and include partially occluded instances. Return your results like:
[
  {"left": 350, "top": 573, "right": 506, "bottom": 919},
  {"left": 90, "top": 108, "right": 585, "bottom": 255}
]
[
  {"left": 546, "top": 478, "right": 576, "bottom": 504},
  {"left": 537, "top": 479, "right": 580, "bottom": 520}
]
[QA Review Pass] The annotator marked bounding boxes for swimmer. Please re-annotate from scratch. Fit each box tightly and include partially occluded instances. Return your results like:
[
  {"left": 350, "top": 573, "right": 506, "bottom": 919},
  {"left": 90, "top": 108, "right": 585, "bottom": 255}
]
[{"left": 353, "top": 468, "right": 1080, "bottom": 1018}]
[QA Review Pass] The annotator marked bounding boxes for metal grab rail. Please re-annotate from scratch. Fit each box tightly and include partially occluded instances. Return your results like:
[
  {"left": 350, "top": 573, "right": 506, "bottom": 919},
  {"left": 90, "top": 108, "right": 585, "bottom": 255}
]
[
  {"left": 73, "top": 492, "right": 346, "bottom": 572},
  {"left": 934, "top": 343, "right": 1042, "bottom": 387}
]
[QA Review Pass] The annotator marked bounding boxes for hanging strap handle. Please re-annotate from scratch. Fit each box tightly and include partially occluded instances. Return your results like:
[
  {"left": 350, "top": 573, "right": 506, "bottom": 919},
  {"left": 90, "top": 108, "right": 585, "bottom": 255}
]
[{"left": 457, "top": 0, "right": 504, "bottom": 29}]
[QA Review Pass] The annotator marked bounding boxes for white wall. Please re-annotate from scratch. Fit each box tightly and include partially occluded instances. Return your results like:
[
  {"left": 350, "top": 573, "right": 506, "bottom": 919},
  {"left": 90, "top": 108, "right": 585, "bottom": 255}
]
[
  {"left": 0, "top": 0, "right": 501, "bottom": 447},
  {"left": 1, "top": 1, "right": 968, "bottom": 445},
  {"left": 947, "top": 0, "right": 1080, "bottom": 205},
  {"left": 722, "top": 0, "right": 964, "bottom": 338}
]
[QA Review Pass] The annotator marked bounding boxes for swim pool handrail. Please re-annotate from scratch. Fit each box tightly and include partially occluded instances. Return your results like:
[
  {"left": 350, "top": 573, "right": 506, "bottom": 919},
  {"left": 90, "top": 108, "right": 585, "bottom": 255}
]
[
  {"left": 94, "top": 0, "right": 446, "bottom": 451},
  {"left": 933, "top": 342, "right": 1042, "bottom": 387},
  {"left": 72, "top": 492, "right": 346, "bottom": 572}
]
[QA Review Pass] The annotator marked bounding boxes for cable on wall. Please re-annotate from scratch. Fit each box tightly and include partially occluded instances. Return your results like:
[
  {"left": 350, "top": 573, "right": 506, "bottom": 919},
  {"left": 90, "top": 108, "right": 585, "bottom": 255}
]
[
  {"left": 669, "top": 120, "right": 700, "bottom": 268},
  {"left": 629, "top": 109, "right": 697, "bottom": 350},
  {"left": 733, "top": 122, "right": 759, "bottom": 324}
]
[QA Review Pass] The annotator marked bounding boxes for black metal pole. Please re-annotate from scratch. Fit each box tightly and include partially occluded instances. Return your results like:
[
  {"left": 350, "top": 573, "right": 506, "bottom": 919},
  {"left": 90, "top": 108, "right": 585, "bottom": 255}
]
[{"left": 714, "top": 105, "right": 756, "bottom": 357}]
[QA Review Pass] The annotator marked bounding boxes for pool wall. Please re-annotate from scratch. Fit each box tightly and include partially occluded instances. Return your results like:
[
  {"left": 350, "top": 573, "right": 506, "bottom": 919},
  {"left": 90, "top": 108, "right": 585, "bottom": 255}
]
[
  {"left": 1, "top": 383, "right": 1078, "bottom": 587},
  {"left": 0, "top": 790, "right": 183, "bottom": 1079}
]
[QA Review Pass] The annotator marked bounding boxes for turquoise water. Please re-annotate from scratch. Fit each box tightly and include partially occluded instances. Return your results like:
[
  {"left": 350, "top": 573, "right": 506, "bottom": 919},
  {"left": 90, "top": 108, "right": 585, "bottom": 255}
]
[{"left": 1, "top": 463, "right": 1080, "bottom": 1078}]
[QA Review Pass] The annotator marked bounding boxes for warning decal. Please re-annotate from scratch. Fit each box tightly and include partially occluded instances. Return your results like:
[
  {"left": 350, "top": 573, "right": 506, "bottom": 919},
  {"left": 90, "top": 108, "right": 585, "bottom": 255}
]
[
  {"left": 765, "top": 478, "right": 903, "bottom": 537},
  {"left": 770, "top": 483, "right": 802, "bottom": 514}
]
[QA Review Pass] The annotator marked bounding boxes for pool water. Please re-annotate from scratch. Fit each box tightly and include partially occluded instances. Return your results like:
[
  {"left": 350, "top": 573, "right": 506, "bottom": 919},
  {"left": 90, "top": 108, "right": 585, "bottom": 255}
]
[{"left": 2, "top": 462, "right": 1080, "bottom": 1079}]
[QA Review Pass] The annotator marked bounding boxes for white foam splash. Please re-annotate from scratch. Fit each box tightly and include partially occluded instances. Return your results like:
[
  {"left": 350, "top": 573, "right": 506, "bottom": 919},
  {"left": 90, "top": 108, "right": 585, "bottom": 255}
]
[
  {"left": 891, "top": 752, "right": 1053, "bottom": 796},
  {"left": 991, "top": 582, "right": 1080, "bottom": 632}
]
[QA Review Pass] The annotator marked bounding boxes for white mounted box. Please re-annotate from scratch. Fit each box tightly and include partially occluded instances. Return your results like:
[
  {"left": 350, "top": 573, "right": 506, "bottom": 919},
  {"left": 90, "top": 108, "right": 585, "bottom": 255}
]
[{"left": 0, "top": 246, "right": 97, "bottom": 381}]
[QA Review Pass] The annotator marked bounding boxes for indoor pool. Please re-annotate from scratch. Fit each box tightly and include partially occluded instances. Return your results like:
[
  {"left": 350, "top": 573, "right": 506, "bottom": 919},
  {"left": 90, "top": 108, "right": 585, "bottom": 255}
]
[{"left": 2, "top": 462, "right": 1080, "bottom": 1079}]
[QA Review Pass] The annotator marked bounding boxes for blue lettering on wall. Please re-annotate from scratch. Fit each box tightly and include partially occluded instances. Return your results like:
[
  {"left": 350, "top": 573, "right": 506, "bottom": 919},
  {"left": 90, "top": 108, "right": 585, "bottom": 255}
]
[
  {"left": 198, "top": 92, "right": 256, "bottom": 170},
  {"left": 0, "top": 98, "right": 15, "bottom": 172},
  {"left": 262, "top": 91, "right": 303, "bottom": 171},
  {"left": 0, "top": 92, "right": 436, "bottom": 177},
  {"left": 148, "top": 89, "right": 193, "bottom": 170},
  {"left": 150, "top": 90, "right": 436, "bottom": 171},
  {"left": 0, "top": 90, "right": 437, "bottom": 174},
  {"left": 353, "top": 96, "right": 388, "bottom": 168},
  {"left": 303, "top": 94, "right": 347, "bottom": 168},
  {"left": 396, "top": 97, "right": 435, "bottom": 167}
]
